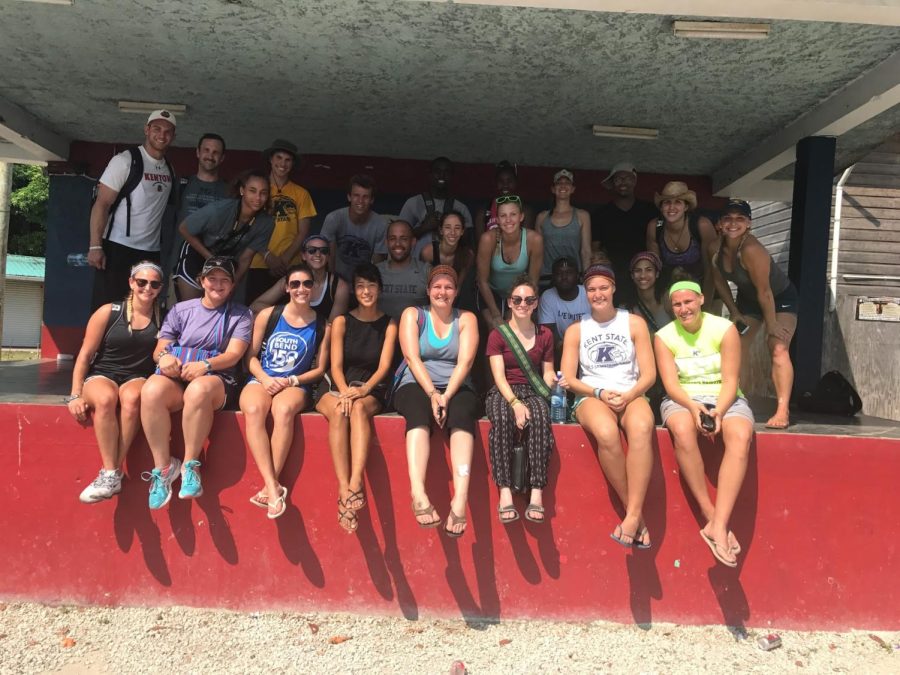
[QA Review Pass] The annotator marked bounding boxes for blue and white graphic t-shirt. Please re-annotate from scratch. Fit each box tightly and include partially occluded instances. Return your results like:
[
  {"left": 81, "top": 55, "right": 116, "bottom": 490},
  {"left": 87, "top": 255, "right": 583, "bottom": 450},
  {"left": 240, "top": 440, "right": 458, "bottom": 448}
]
[
  {"left": 259, "top": 315, "right": 319, "bottom": 378},
  {"left": 577, "top": 309, "right": 639, "bottom": 392}
]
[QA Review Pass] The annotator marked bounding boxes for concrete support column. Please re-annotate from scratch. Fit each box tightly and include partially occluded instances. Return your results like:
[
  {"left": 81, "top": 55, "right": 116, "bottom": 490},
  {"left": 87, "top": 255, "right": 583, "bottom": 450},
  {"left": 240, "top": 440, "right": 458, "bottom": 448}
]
[
  {"left": 0, "top": 161, "right": 12, "bottom": 356},
  {"left": 787, "top": 136, "right": 836, "bottom": 395}
]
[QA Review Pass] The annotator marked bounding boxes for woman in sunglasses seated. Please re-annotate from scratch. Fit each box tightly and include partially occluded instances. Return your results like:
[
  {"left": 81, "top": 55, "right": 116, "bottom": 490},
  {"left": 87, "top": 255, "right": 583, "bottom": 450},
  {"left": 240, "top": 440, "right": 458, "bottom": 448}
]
[
  {"left": 560, "top": 264, "right": 657, "bottom": 549},
  {"left": 140, "top": 257, "right": 253, "bottom": 510},
  {"left": 316, "top": 263, "right": 397, "bottom": 532},
  {"left": 240, "top": 263, "right": 331, "bottom": 519},
  {"left": 485, "top": 275, "right": 556, "bottom": 524},
  {"left": 394, "top": 265, "right": 479, "bottom": 538},
  {"left": 250, "top": 235, "right": 349, "bottom": 323},
  {"left": 68, "top": 262, "right": 165, "bottom": 504},
  {"left": 173, "top": 169, "right": 275, "bottom": 300},
  {"left": 476, "top": 195, "right": 543, "bottom": 330}
]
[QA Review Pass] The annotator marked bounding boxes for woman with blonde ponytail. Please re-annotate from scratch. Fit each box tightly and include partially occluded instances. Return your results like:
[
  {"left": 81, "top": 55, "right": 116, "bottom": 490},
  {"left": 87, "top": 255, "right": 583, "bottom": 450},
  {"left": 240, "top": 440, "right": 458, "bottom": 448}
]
[{"left": 68, "top": 261, "right": 164, "bottom": 504}]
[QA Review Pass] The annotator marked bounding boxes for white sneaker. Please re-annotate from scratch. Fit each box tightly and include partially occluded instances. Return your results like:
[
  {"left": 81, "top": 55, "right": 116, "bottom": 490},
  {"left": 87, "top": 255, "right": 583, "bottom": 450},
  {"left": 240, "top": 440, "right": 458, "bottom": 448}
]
[{"left": 79, "top": 469, "right": 123, "bottom": 503}]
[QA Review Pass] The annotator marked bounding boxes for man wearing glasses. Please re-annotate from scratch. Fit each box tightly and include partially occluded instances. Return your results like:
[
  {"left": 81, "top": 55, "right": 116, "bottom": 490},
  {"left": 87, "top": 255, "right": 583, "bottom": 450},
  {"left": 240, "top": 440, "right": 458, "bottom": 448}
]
[
  {"left": 376, "top": 220, "right": 431, "bottom": 320},
  {"left": 319, "top": 174, "right": 388, "bottom": 281}
]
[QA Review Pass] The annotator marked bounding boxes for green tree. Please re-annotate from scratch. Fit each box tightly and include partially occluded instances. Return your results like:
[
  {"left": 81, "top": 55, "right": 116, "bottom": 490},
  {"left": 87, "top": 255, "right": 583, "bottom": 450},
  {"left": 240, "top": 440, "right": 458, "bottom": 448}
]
[{"left": 9, "top": 164, "right": 48, "bottom": 257}]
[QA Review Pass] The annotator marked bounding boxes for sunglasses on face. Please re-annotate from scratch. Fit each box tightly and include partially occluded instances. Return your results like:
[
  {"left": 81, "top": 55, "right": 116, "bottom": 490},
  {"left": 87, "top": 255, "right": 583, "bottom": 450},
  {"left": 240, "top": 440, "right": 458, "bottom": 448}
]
[
  {"left": 510, "top": 295, "right": 537, "bottom": 306},
  {"left": 305, "top": 246, "right": 330, "bottom": 255},
  {"left": 133, "top": 278, "right": 162, "bottom": 290},
  {"left": 496, "top": 195, "right": 523, "bottom": 206},
  {"left": 288, "top": 279, "right": 315, "bottom": 290}
]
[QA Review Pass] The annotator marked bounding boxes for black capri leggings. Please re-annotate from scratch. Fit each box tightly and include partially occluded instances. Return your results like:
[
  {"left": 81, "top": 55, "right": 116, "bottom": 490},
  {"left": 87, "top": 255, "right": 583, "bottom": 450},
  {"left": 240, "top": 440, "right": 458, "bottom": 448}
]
[
  {"left": 393, "top": 383, "right": 480, "bottom": 434},
  {"left": 485, "top": 384, "right": 554, "bottom": 489}
]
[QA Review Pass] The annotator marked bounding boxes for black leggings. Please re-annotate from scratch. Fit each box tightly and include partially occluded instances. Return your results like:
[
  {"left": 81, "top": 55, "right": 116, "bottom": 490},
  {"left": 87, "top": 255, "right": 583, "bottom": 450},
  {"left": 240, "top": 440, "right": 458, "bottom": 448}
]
[{"left": 393, "top": 383, "right": 479, "bottom": 434}]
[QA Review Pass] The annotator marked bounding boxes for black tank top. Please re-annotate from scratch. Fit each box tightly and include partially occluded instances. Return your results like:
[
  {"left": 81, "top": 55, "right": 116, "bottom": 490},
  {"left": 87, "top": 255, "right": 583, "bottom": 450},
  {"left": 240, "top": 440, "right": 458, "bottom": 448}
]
[
  {"left": 91, "top": 303, "right": 158, "bottom": 378},
  {"left": 341, "top": 312, "right": 392, "bottom": 385}
]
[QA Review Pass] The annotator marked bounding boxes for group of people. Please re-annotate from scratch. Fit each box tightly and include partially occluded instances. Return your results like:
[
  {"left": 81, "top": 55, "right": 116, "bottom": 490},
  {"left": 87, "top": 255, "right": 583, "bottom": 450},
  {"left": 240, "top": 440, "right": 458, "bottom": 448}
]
[{"left": 70, "top": 110, "right": 801, "bottom": 568}]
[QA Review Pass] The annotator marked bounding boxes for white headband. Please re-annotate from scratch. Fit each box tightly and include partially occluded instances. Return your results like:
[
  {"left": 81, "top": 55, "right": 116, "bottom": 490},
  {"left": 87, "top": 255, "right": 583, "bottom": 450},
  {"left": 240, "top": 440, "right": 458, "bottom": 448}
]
[{"left": 130, "top": 262, "right": 163, "bottom": 277}]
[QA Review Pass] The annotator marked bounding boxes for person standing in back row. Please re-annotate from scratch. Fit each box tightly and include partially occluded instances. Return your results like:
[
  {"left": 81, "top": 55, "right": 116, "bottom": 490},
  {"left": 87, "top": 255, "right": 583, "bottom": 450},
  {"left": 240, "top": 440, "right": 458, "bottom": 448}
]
[
  {"left": 535, "top": 169, "right": 591, "bottom": 289},
  {"left": 88, "top": 110, "right": 176, "bottom": 310},
  {"left": 592, "top": 162, "right": 659, "bottom": 307},
  {"left": 246, "top": 139, "right": 317, "bottom": 302}
]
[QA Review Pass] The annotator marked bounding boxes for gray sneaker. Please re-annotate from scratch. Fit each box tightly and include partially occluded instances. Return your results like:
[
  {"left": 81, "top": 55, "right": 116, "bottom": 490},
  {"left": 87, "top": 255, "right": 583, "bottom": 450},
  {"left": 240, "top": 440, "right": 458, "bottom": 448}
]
[{"left": 79, "top": 468, "right": 123, "bottom": 503}]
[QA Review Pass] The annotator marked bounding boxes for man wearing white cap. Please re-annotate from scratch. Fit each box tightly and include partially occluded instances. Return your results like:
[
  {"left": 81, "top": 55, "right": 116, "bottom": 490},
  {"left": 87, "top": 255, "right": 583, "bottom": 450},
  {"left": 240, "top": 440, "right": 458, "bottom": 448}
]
[
  {"left": 593, "top": 162, "right": 658, "bottom": 306},
  {"left": 88, "top": 109, "right": 176, "bottom": 310}
]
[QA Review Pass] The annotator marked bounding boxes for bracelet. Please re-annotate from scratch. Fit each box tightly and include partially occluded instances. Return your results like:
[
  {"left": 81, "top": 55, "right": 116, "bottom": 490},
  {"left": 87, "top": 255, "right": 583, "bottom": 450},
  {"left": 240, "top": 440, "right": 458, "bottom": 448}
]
[
  {"left": 594, "top": 388, "right": 604, "bottom": 400},
  {"left": 263, "top": 250, "right": 271, "bottom": 262},
  {"left": 88, "top": 246, "right": 103, "bottom": 251},
  {"left": 509, "top": 398, "right": 522, "bottom": 408},
  {"left": 63, "top": 394, "right": 81, "bottom": 403},
  {"left": 289, "top": 375, "right": 300, "bottom": 387},
  {"left": 202, "top": 359, "right": 213, "bottom": 374},
  {"left": 428, "top": 389, "right": 438, "bottom": 398},
  {"left": 157, "top": 348, "right": 171, "bottom": 361}
]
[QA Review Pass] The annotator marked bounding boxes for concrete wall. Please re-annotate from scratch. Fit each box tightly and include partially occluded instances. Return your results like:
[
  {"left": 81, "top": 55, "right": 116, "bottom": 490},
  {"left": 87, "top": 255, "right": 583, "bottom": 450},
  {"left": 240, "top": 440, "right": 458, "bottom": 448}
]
[{"left": 2, "top": 403, "right": 898, "bottom": 630}]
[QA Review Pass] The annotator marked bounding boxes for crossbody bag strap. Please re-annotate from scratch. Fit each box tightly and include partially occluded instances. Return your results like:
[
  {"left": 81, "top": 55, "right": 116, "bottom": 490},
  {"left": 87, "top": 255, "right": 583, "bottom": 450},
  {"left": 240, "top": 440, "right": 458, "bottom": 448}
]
[{"left": 497, "top": 323, "right": 551, "bottom": 398}]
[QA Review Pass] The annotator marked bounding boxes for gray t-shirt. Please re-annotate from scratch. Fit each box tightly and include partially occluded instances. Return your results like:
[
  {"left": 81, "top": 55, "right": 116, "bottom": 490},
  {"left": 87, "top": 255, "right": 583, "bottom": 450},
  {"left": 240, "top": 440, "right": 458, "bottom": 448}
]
[
  {"left": 320, "top": 207, "right": 388, "bottom": 281},
  {"left": 539, "top": 285, "right": 591, "bottom": 340},
  {"left": 177, "top": 175, "right": 230, "bottom": 225},
  {"left": 183, "top": 199, "right": 275, "bottom": 258},
  {"left": 376, "top": 258, "right": 431, "bottom": 320}
]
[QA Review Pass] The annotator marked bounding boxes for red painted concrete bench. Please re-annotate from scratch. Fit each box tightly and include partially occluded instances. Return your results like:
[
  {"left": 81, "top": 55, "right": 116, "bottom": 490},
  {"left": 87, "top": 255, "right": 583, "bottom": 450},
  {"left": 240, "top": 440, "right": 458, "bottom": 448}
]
[{"left": 1, "top": 403, "right": 897, "bottom": 629}]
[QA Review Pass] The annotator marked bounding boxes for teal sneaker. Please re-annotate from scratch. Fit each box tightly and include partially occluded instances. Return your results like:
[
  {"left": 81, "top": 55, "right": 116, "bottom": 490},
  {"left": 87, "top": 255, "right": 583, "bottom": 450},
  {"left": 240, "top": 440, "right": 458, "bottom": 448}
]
[
  {"left": 179, "top": 460, "right": 203, "bottom": 499},
  {"left": 142, "top": 457, "right": 182, "bottom": 510}
]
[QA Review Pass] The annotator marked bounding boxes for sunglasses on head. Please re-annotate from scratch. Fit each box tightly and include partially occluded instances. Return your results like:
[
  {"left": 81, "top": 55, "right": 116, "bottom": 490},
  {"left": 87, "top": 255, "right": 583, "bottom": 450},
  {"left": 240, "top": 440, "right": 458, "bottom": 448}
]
[
  {"left": 305, "top": 246, "right": 330, "bottom": 255},
  {"left": 510, "top": 295, "right": 537, "bottom": 306},
  {"left": 288, "top": 279, "right": 315, "bottom": 290},
  {"left": 496, "top": 195, "right": 523, "bottom": 206},
  {"left": 133, "top": 278, "right": 162, "bottom": 290}
]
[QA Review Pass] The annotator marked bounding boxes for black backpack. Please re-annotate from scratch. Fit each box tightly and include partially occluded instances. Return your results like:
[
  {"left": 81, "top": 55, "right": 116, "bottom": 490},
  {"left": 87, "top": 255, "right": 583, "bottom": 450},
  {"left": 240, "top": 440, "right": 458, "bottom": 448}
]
[
  {"left": 95, "top": 146, "right": 176, "bottom": 239},
  {"left": 797, "top": 371, "right": 863, "bottom": 417}
]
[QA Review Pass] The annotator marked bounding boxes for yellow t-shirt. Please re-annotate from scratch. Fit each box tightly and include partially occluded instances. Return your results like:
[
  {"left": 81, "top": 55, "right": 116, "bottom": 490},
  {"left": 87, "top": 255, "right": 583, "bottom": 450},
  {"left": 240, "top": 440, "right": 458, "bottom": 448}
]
[{"left": 251, "top": 180, "right": 317, "bottom": 269}]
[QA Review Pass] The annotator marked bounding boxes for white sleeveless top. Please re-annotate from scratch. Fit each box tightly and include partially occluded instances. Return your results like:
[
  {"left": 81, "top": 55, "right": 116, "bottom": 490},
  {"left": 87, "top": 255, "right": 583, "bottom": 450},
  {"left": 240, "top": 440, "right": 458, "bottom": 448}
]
[{"left": 578, "top": 309, "right": 639, "bottom": 391}]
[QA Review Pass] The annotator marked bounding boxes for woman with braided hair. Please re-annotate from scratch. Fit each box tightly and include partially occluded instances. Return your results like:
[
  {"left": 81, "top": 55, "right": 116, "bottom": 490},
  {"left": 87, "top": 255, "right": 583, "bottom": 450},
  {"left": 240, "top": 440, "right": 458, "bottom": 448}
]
[{"left": 68, "top": 261, "right": 164, "bottom": 503}]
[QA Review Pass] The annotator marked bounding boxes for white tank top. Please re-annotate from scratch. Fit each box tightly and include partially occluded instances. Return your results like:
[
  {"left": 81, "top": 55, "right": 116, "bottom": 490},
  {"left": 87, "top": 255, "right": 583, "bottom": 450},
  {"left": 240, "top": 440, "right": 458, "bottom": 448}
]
[{"left": 578, "top": 309, "right": 639, "bottom": 391}]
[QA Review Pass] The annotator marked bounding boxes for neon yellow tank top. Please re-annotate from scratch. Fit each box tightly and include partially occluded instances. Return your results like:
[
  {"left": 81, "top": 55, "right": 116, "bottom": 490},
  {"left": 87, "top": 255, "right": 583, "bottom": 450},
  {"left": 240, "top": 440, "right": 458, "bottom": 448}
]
[{"left": 656, "top": 313, "right": 742, "bottom": 397}]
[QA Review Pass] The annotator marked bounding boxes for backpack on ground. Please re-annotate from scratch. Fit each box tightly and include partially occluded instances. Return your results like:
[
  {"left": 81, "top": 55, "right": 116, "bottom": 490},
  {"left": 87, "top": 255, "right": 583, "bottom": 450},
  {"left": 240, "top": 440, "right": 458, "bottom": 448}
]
[{"left": 797, "top": 370, "right": 863, "bottom": 417}]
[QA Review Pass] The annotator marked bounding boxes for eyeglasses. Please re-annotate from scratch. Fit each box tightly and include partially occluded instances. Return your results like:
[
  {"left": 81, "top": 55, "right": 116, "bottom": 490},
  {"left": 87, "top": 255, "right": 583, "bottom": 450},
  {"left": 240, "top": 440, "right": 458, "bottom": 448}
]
[
  {"left": 133, "top": 278, "right": 162, "bottom": 290},
  {"left": 288, "top": 279, "right": 315, "bottom": 290},
  {"left": 510, "top": 295, "right": 537, "bottom": 306},
  {"left": 496, "top": 195, "right": 523, "bottom": 206},
  {"left": 305, "top": 246, "right": 330, "bottom": 255}
]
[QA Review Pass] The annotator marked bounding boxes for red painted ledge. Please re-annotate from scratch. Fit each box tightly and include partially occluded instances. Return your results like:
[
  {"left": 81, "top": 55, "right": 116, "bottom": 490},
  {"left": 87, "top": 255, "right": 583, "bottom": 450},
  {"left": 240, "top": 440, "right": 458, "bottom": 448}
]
[{"left": 1, "top": 403, "right": 897, "bottom": 630}]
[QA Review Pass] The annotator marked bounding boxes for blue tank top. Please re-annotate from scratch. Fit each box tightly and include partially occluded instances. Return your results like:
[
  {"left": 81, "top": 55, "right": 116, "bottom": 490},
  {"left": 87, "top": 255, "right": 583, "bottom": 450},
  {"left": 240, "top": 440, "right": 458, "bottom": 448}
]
[{"left": 258, "top": 314, "right": 319, "bottom": 378}]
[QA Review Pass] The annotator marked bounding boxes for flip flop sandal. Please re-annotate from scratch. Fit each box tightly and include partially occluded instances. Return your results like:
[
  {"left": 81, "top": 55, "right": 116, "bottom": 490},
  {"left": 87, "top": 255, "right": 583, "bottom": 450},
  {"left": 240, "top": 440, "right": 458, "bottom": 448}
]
[
  {"left": 267, "top": 492, "right": 288, "bottom": 520},
  {"left": 700, "top": 530, "right": 738, "bottom": 568},
  {"left": 634, "top": 526, "right": 652, "bottom": 550},
  {"left": 706, "top": 522, "right": 741, "bottom": 555},
  {"left": 412, "top": 501, "right": 441, "bottom": 529},
  {"left": 610, "top": 524, "right": 636, "bottom": 548},
  {"left": 444, "top": 510, "right": 467, "bottom": 539},
  {"left": 250, "top": 485, "right": 287, "bottom": 509},
  {"left": 524, "top": 504, "right": 545, "bottom": 523},
  {"left": 346, "top": 488, "right": 367, "bottom": 511},
  {"left": 338, "top": 504, "right": 358, "bottom": 533},
  {"left": 497, "top": 504, "right": 520, "bottom": 524}
]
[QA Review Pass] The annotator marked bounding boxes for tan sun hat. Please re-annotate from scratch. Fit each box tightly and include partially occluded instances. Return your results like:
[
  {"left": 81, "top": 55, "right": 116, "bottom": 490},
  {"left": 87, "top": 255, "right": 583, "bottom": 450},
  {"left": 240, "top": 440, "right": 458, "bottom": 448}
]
[{"left": 654, "top": 181, "right": 698, "bottom": 211}]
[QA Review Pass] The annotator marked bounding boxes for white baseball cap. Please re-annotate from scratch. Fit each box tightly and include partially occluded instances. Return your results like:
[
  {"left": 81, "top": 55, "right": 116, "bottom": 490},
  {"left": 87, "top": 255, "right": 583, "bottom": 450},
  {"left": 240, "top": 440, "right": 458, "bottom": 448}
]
[
  {"left": 146, "top": 109, "right": 177, "bottom": 127},
  {"left": 601, "top": 162, "right": 636, "bottom": 188}
]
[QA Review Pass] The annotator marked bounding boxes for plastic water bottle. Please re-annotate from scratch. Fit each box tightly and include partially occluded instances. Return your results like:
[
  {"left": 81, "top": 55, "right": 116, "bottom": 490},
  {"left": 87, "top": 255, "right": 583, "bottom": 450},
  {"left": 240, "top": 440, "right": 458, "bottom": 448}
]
[
  {"left": 550, "top": 371, "right": 567, "bottom": 423},
  {"left": 67, "top": 253, "right": 89, "bottom": 266}
]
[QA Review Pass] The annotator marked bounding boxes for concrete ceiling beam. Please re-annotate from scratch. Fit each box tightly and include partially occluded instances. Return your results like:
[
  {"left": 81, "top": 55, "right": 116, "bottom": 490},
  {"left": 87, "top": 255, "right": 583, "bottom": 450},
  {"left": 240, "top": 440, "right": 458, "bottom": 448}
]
[
  {"left": 432, "top": 0, "right": 900, "bottom": 26},
  {"left": 711, "top": 49, "right": 900, "bottom": 197},
  {"left": 0, "top": 96, "right": 69, "bottom": 164}
]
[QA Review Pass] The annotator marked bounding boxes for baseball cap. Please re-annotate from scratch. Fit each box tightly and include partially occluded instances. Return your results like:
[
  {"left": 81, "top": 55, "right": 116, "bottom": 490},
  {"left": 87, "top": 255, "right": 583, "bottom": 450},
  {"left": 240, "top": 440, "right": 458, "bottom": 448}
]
[
  {"left": 146, "top": 109, "right": 176, "bottom": 127},
  {"left": 722, "top": 199, "right": 752, "bottom": 219},
  {"left": 201, "top": 256, "right": 235, "bottom": 280},
  {"left": 601, "top": 162, "right": 636, "bottom": 189},
  {"left": 553, "top": 169, "right": 575, "bottom": 184}
]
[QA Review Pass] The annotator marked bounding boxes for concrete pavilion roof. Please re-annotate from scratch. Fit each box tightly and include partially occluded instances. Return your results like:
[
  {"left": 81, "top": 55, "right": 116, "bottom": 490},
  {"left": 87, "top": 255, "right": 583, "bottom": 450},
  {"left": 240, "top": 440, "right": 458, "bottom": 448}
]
[{"left": 0, "top": 0, "right": 898, "bottom": 200}]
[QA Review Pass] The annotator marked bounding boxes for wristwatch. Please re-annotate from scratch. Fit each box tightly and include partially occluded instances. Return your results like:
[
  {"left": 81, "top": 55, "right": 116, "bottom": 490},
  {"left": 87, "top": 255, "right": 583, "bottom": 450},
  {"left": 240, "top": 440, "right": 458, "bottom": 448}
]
[{"left": 202, "top": 359, "right": 213, "bottom": 373}]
